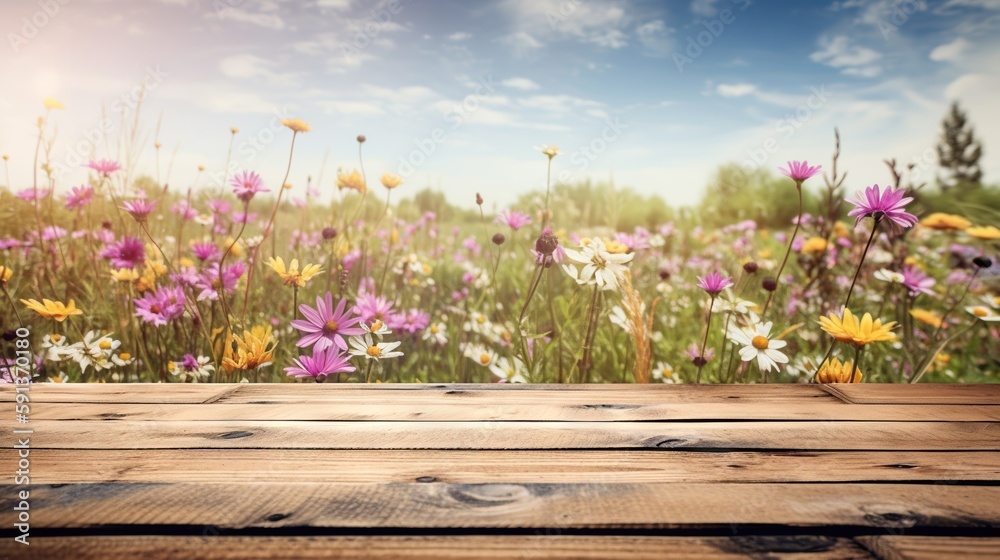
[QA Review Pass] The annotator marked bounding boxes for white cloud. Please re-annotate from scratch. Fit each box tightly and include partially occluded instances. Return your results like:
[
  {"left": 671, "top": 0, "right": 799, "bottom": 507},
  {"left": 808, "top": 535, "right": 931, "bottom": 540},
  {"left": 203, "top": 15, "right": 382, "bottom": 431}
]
[
  {"left": 811, "top": 35, "right": 882, "bottom": 77},
  {"left": 214, "top": 7, "right": 287, "bottom": 30},
  {"left": 716, "top": 83, "right": 756, "bottom": 97},
  {"left": 316, "top": 0, "right": 353, "bottom": 10},
  {"left": 318, "top": 100, "right": 384, "bottom": 115},
  {"left": 498, "top": 0, "right": 632, "bottom": 50},
  {"left": 500, "top": 31, "right": 545, "bottom": 57},
  {"left": 448, "top": 31, "right": 472, "bottom": 41},
  {"left": 636, "top": 20, "right": 672, "bottom": 56},
  {"left": 502, "top": 77, "right": 541, "bottom": 90},
  {"left": 690, "top": 0, "right": 719, "bottom": 17},
  {"left": 930, "top": 37, "right": 971, "bottom": 61}
]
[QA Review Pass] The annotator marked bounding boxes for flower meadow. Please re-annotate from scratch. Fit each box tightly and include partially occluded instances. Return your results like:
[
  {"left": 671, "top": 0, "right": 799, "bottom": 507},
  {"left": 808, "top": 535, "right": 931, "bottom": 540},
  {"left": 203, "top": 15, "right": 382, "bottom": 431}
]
[{"left": 0, "top": 100, "right": 998, "bottom": 385}]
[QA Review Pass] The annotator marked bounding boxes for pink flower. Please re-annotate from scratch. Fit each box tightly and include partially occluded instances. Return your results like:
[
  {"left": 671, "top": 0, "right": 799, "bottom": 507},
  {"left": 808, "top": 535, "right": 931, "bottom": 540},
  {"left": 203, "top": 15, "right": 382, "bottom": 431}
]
[
  {"left": 292, "top": 292, "right": 365, "bottom": 351},
  {"left": 121, "top": 199, "right": 156, "bottom": 223},
  {"left": 85, "top": 159, "right": 122, "bottom": 177},
  {"left": 195, "top": 262, "right": 245, "bottom": 301},
  {"left": 902, "top": 266, "right": 935, "bottom": 297},
  {"left": 285, "top": 347, "right": 356, "bottom": 381},
  {"left": 496, "top": 209, "right": 532, "bottom": 231},
  {"left": 778, "top": 160, "right": 822, "bottom": 183},
  {"left": 65, "top": 185, "right": 94, "bottom": 210},
  {"left": 388, "top": 308, "right": 430, "bottom": 334},
  {"left": 697, "top": 272, "right": 733, "bottom": 297},
  {"left": 134, "top": 286, "right": 186, "bottom": 326},
  {"left": 354, "top": 293, "right": 395, "bottom": 325},
  {"left": 171, "top": 200, "right": 198, "bottom": 221},
  {"left": 191, "top": 242, "right": 220, "bottom": 262},
  {"left": 101, "top": 237, "right": 145, "bottom": 269},
  {"left": 847, "top": 184, "right": 917, "bottom": 231},
  {"left": 16, "top": 188, "right": 50, "bottom": 202},
  {"left": 230, "top": 170, "right": 268, "bottom": 203},
  {"left": 207, "top": 199, "right": 231, "bottom": 215}
]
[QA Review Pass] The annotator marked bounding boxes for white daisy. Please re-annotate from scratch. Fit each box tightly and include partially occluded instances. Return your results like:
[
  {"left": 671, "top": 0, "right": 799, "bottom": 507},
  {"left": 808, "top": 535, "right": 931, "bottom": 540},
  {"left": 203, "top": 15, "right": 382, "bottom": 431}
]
[
  {"left": 965, "top": 306, "right": 1000, "bottom": 322},
  {"left": 361, "top": 319, "right": 392, "bottom": 339},
  {"left": 489, "top": 356, "right": 528, "bottom": 383},
  {"left": 873, "top": 269, "right": 905, "bottom": 284},
  {"left": 727, "top": 321, "right": 789, "bottom": 373},
  {"left": 422, "top": 322, "right": 448, "bottom": 345},
  {"left": 464, "top": 344, "right": 497, "bottom": 368},
  {"left": 348, "top": 334, "right": 404, "bottom": 361},
  {"left": 40, "top": 333, "right": 69, "bottom": 362},
  {"left": 561, "top": 238, "right": 633, "bottom": 291}
]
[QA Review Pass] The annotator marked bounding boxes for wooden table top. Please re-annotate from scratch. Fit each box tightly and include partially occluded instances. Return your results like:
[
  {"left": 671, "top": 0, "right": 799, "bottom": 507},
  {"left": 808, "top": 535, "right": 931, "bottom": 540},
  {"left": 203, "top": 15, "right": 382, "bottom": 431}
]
[{"left": 2, "top": 383, "right": 999, "bottom": 559}]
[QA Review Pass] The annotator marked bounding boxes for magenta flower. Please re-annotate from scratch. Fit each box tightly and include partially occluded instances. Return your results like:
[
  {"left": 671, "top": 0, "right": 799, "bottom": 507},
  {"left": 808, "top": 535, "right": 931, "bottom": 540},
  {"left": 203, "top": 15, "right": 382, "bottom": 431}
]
[
  {"left": 778, "top": 160, "right": 822, "bottom": 183},
  {"left": 191, "top": 242, "right": 220, "bottom": 262},
  {"left": 292, "top": 292, "right": 364, "bottom": 351},
  {"left": 121, "top": 198, "right": 156, "bottom": 223},
  {"left": 16, "top": 188, "right": 50, "bottom": 202},
  {"left": 697, "top": 272, "right": 733, "bottom": 297},
  {"left": 171, "top": 200, "right": 198, "bottom": 221},
  {"left": 902, "top": 266, "right": 935, "bottom": 297},
  {"left": 495, "top": 209, "right": 532, "bottom": 231},
  {"left": 85, "top": 159, "right": 122, "bottom": 177},
  {"left": 284, "top": 347, "right": 356, "bottom": 381},
  {"left": 388, "top": 308, "right": 431, "bottom": 334},
  {"left": 230, "top": 170, "right": 268, "bottom": 203},
  {"left": 101, "top": 237, "right": 146, "bottom": 269},
  {"left": 847, "top": 184, "right": 917, "bottom": 231},
  {"left": 65, "top": 185, "right": 94, "bottom": 210},
  {"left": 134, "top": 285, "right": 186, "bottom": 326},
  {"left": 685, "top": 343, "right": 715, "bottom": 363},
  {"left": 354, "top": 293, "right": 395, "bottom": 325},
  {"left": 195, "top": 262, "right": 245, "bottom": 301},
  {"left": 207, "top": 199, "right": 232, "bottom": 215}
]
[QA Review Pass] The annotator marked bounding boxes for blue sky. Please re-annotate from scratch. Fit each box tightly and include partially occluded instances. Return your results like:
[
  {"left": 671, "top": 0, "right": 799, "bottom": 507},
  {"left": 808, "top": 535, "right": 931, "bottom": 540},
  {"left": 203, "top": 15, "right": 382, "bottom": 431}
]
[{"left": 2, "top": 0, "right": 999, "bottom": 208}]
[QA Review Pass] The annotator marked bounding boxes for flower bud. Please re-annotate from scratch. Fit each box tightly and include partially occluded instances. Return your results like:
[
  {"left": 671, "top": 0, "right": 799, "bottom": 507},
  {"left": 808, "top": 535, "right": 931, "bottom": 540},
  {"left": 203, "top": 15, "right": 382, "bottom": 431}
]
[
  {"left": 762, "top": 277, "right": 777, "bottom": 292},
  {"left": 973, "top": 256, "right": 993, "bottom": 269},
  {"left": 356, "top": 134, "right": 366, "bottom": 143},
  {"left": 743, "top": 261, "right": 759, "bottom": 274},
  {"left": 535, "top": 232, "right": 559, "bottom": 256},
  {"left": 658, "top": 268, "right": 671, "bottom": 280},
  {"left": 322, "top": 227, "right": 338, "bottom": 240},
  {"left": 492, "top": 233, "right": 505, "bottom": 245},
  {"left": 476, "top": 193, "right": 483, "bottom": 206}
]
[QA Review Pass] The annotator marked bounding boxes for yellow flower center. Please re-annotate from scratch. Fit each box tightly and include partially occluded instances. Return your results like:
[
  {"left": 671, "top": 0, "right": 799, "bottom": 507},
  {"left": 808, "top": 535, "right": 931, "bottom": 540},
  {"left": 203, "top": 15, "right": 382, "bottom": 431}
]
[
  {"left": 323, "top": 320, "right": 339, "bottom": 333},
  {"left": 370, "top": 320, "right": 383, "bottom": 332},
  {"left": 99, "top": 340, "right": 112, "bottom": 350},
  {"left": 973, "top": 307, "right": 988, "bottom": 317},
  {"left": 119, "top": 353, "right": 131, "bottom": 361},
  {"left": 366, "top": 345, "right": 382, "bottom": 357},
  {"left": 51, "top": 334, "right": 62, "bottom": 342},
  {"left": 476, "top": 316, "right": 486, "bottom": 324},
  {"left": 479, "top": 353, "right": 491, "bottom": 365},
  {"left": 751, "top": 335, "right": 770, "bottom": 350},
  {"left": 430, "top": 325, "right": 439, "bottom": 334}
]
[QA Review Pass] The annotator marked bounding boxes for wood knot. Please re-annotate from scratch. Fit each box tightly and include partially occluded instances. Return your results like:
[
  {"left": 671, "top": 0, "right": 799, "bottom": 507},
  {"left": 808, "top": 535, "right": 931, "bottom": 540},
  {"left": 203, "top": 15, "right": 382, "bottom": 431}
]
[
  {"left": 218, "top": 431, "right": 253, "bottom": 439},
  {"left": 416, "top": 476, "right": 437, "bottom": 483}
]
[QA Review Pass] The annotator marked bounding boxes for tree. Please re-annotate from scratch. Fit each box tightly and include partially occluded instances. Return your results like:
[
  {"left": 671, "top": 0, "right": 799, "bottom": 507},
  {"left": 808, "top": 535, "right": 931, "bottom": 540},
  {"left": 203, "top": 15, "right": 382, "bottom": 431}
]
[{"left": 937, "top": 101, "right": 983, "bottom": 189}]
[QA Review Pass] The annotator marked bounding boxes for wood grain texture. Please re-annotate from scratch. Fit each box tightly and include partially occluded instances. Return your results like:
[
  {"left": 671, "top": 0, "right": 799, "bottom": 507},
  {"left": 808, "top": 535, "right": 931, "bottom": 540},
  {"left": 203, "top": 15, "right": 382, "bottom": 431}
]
[
  {"left": 25, "top": 401, "right": 1000, "bottom": 422},
  {"left": 855, "top": 536, "right": 1000, "bottom": 560},
  {"left": 7, "top": 482, "right": 1000, "bottom": 530},
  {"left": 822, "top": 384, "right": 1000, "bottom": 405},
  {"left": 1, "top": 536, "right": 875, "bottom": 560},
  {"left": 9, "top": 419, "right": 1000, "bottom": 450},
  {"left": 11, "top": 449, "right": 1000, "bottom": 484}
]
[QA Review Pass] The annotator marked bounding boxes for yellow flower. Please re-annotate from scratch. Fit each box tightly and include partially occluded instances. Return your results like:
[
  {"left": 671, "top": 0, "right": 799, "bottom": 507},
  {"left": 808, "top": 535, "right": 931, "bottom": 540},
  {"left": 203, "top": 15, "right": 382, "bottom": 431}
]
[
  {"left": 281, "top": 118, "right": 311, "bottom": 133},
  {"left": 337, "top": 170, "right": 366, "bottom": 193},
  {"left": 21, "top": 298, "right": 83, "bottom": 322},
  {"left": 932, "top": 352, "right": 951, "bottom": 372},
  {"left": 909, "top": 308, "right": 943, "bottom": 328},
  {"left": 135, "top": 265, "right": 157, "bottom": 293},
  {"left": 267, "top": 257, "right": 322, "bottom": 288},
  {"left": 758, "top": 249, "right": 772, "bottom": 259},
  {"left": 833, "top": 222, "right": 850, "bottom": 239},
  {"left": 179, "top": 257, "right": 195, "bottom": 268},
  {"left": 818, "top": 308, "right": 896, "bottom": 347},
  {"left": 222, "top": 325, "right": 276, "bottom": 373},
  {"left": 43, "top": 97, "right": 64, "bottom": 110},
  {"left": 920, "top": 213, "right": 971, "bottom": 231},
  {"left": 816, "top": 358, "right": 863, "bottom": 383},
  {"left": 535, "top": 145, "right": 561, "bottom": 158},
  {"left": 110, "top": 268, "right": 140, "bottom": 283},
  {"left": 230, "top": 126, "right": 239, "bottom": 134},
  {"left": 224, "top": 237, "right": 243, "bottom": 258},
  {"left": 380, "top": 173, "right": 403, "bottom": 189},
  {"left": 0, "top": 264, "right": 13, "bottom": 285},
  {"left": 605, "top": 241, "right": 631, "bottom": 254},
  {"left": 801, "top": 237, "right": 828, "bottom": 256},
  {"left": 966, "top": 225, "right": 1000, "bottom": 240}
]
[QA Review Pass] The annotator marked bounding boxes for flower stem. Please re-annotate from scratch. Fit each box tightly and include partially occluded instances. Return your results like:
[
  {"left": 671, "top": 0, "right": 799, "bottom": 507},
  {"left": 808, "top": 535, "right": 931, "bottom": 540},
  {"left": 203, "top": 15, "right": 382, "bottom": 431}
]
[
  {"left": 844, "top": 218, "right": 880, "bottom": 310},
  {"left": 696, "top": 295, "right": 716, "bottom": 384},
  {"left": 579, "top": 283, "right": 601, "bottom": 383},
  {"left": 762, "top": 183, "right": 803, "bottom": 318}
]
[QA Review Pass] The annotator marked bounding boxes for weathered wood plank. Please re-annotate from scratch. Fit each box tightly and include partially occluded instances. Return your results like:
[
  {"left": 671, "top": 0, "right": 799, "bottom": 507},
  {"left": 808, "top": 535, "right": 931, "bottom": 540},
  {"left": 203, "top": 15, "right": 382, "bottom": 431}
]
[
  {"left": 0, "top": 383, "right": 836, "bottom": 403},
  {"left": 11, "top": 449, "right": 998, "bottom": 484},
  {"left": 823, "top": 384, "right": 1000, "bottom": 405},
  {"left": 855, "top": 536, "right": 1000, "bottom": 560},
  {"left": 2, "top": 535, "right": 875, "bottom": 560},
  {"left": 10, "top": 420, "right": 999, "bottom": 450},
  {"left": 6, "top": 482, "right": 999, "bottom": 530},
  {"left": 25, "top": 401, "right": 1000, "bottom": 422}
]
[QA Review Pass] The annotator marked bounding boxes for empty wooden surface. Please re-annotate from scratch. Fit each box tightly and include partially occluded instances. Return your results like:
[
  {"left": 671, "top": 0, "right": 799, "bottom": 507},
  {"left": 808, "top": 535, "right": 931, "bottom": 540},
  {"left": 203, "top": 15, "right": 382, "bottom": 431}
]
[{"left": 0, "top": 383, "right": 997, "bottom": 559}]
